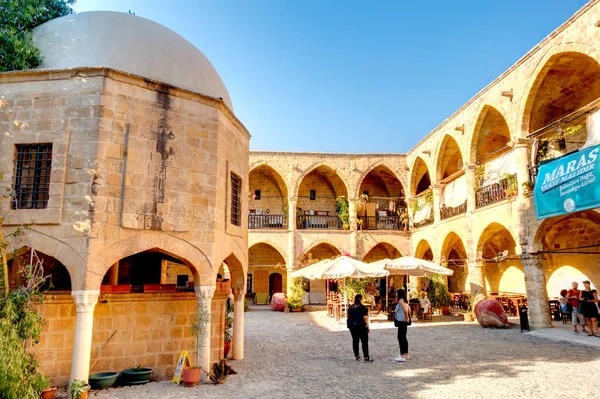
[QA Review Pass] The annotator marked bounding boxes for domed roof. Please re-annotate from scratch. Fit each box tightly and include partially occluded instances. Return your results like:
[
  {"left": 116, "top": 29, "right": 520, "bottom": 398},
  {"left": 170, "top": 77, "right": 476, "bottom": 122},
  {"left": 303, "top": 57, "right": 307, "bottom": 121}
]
[{"left": 32, "top": 11, "right": 233, "bottom": 110}]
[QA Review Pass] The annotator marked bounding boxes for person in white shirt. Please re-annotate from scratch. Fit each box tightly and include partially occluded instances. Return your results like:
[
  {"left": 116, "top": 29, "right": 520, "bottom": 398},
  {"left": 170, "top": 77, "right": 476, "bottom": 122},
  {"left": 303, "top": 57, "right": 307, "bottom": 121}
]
[{"left": 419, "top": 291, "right": 431, "bottom": 314}]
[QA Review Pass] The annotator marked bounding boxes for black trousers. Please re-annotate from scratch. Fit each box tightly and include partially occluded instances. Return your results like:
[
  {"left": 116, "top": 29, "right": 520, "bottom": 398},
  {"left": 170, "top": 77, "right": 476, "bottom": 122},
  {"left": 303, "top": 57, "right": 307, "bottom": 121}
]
[
  {"left": 397, "top": 322, "right": 408, "bottom": 355},
  {"left": 349, "top": 325, "right": 369, "bottom": 358}
]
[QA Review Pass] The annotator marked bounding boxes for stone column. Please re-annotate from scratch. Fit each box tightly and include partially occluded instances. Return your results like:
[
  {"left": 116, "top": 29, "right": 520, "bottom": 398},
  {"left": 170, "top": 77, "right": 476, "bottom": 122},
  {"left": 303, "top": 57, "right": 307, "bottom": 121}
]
[
  {"left": 431, "top": 184, "right": 444, "bottom": 223},
  {"left": 466, "top": 260, "right": 485, "bottom": 295},
  {"left": 465, "top": 165, "right": 477, "bottom": 212},
  {"left": 508, "top": 138, "right": 532, "bottom": 196},
  {"left": 287, "top": 197, "right": 297, "bottom": 295},
  {"left": 232, "top": 285, "right": 246, "bottom": 360},
  {"left": 160, "top": 259, "right": 168, "bottom": 284},
  {"left": 69, "top": 290, "right": 99, "bottom": 383},
  {"left": 287, "top": 197, "right": 297, "bottom": 231},
  {"left": 107, "top": 262, "right": 119, "bottom": 285},
  {"left": 194, "top": 285, "right": 216, "bottom": 381},
  {"left": 521, "top": 252, "right": 552, "bottom": 329},
  {"left": 349, "top": 199, "right": 358, "bottom": 257}
]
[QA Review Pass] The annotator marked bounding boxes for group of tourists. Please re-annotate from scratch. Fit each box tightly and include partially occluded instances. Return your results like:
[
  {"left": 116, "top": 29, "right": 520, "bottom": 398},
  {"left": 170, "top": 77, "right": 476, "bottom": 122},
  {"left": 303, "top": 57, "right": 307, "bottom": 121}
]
[
  {"left": 559, "top": 281, "right": 599, "bottom": 336},
  {"left": 346, "top": 289, "right": 411, "bottom": 363}
]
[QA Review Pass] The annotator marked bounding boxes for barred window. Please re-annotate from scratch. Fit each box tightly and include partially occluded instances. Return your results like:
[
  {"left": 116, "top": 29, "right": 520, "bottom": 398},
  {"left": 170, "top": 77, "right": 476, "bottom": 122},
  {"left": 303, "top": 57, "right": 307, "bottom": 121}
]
[
  {"left": 230, "top": 173, "right": 242, "bottom": 226},
  {"left": 12, "top": 144, "right": 53, "bottom": 210}
]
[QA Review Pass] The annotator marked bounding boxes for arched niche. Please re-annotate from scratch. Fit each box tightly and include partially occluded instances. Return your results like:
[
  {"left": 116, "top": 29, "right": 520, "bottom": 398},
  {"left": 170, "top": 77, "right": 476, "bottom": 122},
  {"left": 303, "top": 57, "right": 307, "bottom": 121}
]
[
  {"left": 249, "top": 165, "right": 289, "bottom": 215},
  {"left": 471, "top": 106, "right": 511, "bottom": 164},
  {"left": 297, "top": 165, "right": 349, "bottom": 216},
  {"left": 362, "top": 242, "right": 402, "bottom": 263}
]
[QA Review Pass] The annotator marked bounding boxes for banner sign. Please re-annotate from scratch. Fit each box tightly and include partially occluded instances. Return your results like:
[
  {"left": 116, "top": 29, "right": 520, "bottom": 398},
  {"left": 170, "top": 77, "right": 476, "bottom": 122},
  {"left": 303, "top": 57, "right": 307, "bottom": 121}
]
[{"left": 534, "top": 144, "right": 600, "bottom": 219}]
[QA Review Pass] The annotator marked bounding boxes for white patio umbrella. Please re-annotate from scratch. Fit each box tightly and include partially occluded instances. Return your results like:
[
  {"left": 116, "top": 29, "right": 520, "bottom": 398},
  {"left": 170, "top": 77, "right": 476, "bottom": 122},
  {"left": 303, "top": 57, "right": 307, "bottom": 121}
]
[
  {"left": 291, "top": 256, "right": 388, "bottom": 316},
  {"left": 385, "top": 256, "right": 454, "bottom": 277}
]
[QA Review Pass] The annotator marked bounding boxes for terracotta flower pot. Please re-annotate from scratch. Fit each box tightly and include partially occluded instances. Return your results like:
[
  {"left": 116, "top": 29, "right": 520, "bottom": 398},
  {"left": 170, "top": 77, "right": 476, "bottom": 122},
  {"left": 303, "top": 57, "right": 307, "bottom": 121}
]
[
  {"left": 41, "top": 387, "right": 57, "bottom": 399},
  {"left": 463, "top": 313, "right": 474, "bottom": 322},
  {"left": 224, "top": 341, "right": 232, "bottom": 358},
  {"left": 181, "top": 367, "right": 202, "bottom": 387}
]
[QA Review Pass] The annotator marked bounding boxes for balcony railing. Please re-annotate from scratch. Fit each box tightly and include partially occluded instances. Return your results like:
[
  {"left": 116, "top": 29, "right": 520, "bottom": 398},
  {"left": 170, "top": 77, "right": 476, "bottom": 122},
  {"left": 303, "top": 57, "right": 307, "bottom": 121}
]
[
  {"left": 413, "top": 214, "right": 434, "bottom": 228},
  {"left": 298, "top": 215, "right": 341, "bottom": 229},
  {"left": 440, "top": 200, "right": 467, "bottom": 220},
  {"left": 248, "top": 214, "right": 288, "bottom": 229},
  {"left": 358, "top": 215, "right": 408, "bottom": 231},
  {"left": 475, "top": 174, "right": 518, "bottom": 208}
]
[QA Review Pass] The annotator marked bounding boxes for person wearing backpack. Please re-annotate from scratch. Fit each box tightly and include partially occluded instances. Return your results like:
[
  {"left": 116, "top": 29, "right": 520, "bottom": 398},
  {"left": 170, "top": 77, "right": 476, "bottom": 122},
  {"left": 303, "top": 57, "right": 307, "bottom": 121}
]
[
  {"left": 347, "top": 294, "right": 374, "bottom": 362},
  {"left": 394, "top": 288, "right": 410, "bottom": 362}
]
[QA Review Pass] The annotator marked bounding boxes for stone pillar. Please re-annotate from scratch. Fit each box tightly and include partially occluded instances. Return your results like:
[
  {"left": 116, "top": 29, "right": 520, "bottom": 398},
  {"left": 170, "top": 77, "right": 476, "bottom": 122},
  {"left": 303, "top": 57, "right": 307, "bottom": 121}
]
[
  {"left": 465, "top": 165, "right": 477, "bottom": 212},
  {"left": 508, "top": 138, "right": 532, "bottom": 197},
  {"left": 431, "top": 184, "right": 444, "bottom": 223},
  {"left": 69, "top": 290, "right": 99, "bottom": 383},
  {"left": 194, "top": 285, "right": 216, "bottom": 381},
  {"left": 466, "top": 260, "right": 485, "bottom": 295},
  {"left": 232, "top": 285, "right": 246, "bottom": 360},
  {"left": 287, "top": 197, "right": 297, "bottom": 231},
  {"left": 107, "top": 262, "right": 119, "bottom": 285},
  {"left": 349, "top": 199, "right": 358, "bottom": 257},
  {"left": 160, "top": 259, "right": 168, "bottom": 284},
  {"left": 521, "top": 252, "right": 552, "bottom": 329}
]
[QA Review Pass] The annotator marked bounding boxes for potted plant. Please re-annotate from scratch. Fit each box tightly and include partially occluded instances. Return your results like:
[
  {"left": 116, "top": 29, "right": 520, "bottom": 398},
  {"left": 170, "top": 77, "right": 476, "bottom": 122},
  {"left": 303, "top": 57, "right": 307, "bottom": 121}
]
[
  {"left": 223, "top": 303, "right": 234, "bottom": 358},
  {"left": 522, "top": 181, "right": 534, "bottom": 193},
  {"left": 181, "top": 366, "right": 202, "bottom": 387},
  {"left": 69, "top": 380, "right": 90, "bottom": 399},
  {"left": 40, "top": 386, "right": 57, "bottom": 399},
  {"left": 183, "top": 309, "right": 211, "bottom": 387},
  {"left": 463, "top": 293, "right": 475, "bottom": 322},
  {"left": 121, "top": 364, "right": 152, "bottom": 385},
  {"left": 287, "top": 298, "right": 303, "bottom": 312}
]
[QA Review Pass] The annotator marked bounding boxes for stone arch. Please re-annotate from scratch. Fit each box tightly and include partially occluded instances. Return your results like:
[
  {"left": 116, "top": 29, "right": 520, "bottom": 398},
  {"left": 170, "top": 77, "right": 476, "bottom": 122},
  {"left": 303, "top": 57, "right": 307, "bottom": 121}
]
[
  {"left": 301, "top": 242, "right": 342, "bottom": 264},
  {"left": 248, "top": 240, "right": 287, "bottom": 264},
  {"left": 249, "top": 164, "right": 289, "bottom": 214},
  {"left": 435, "top": 135, "right": 464, "bottom": 182},
  {"left": 533, "top": 209, "right": 600, "bottom": 250},
  {"left": 221, "top": 252, "right": 245, "bottom": 290},
  {"left": 362, "top": 242, "right": 402, "bottom": 263},
  {"left": 470, "top": 105, "right": 511, "bottom": 164},
  {"left": 440, "top": 232, "right": 467, "bottom": 261},
  {"left": 520, "top": 43, "right": 600, "bottom": 134},
  {"left": 476, "top": 222, "right": 518, "bottom": 259},
  {"left": 410, "top": 157, "right": 431, "bottom": 196},
  {"left": 7, "top": 246, "right": 72, "bottom": 291},
  {"left": 294, "top": 163, "right": 350, "bottom": 198},
  {"left": 440, "top": 232, "right": 467, "bottom": 292},
  {"left": 414, "top": 239, "right": 433, "bottom": 261},
  {"left": 296, "top": 164, "right": 349, "bottom": 216},
  {"left": 88, "top": 233, "right": 212, "bottom": 289},
  {"left": 355, "top": 163, "right": 408, "bottom": 199},
  {"left": 3, "top": 228, "right": 85, "bottom": 289}
]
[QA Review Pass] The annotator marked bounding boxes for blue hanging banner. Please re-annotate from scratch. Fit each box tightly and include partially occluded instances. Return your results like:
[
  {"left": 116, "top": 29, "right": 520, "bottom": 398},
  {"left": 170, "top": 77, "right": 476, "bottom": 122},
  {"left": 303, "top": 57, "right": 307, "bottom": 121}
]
[{"left": 534, "top": 144, "right": 600, "bottom": 219}]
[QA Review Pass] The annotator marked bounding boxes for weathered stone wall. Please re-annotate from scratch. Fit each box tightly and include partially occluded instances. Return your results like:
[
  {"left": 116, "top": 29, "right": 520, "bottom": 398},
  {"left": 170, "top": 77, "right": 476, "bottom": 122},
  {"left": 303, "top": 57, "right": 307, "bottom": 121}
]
[{"left": 34, "top": 291, "right": 227, "bottom": 386}]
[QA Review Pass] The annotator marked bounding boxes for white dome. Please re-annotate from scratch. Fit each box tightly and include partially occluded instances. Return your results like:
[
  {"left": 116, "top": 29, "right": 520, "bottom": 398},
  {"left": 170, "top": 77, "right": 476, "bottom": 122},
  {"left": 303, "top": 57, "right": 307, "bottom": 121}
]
[{"left": 32, "top": 11, "right": 233, "bottom": 110}]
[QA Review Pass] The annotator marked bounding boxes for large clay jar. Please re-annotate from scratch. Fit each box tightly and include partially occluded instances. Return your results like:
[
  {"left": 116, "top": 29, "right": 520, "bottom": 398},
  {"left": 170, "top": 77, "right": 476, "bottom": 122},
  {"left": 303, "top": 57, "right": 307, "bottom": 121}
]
[
  {"left": 474, "top": 299, "right": 509, "bottom": 328},
  {"left": 270, "top": 293, "right": 287, "bottom": 311}
]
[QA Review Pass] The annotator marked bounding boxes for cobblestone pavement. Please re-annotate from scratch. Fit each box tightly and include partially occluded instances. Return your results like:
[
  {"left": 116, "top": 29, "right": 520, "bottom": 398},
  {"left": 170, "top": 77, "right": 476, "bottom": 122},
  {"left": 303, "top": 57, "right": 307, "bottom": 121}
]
[{"left": 94, "top": 308, "right": 600, "bottom": 399}]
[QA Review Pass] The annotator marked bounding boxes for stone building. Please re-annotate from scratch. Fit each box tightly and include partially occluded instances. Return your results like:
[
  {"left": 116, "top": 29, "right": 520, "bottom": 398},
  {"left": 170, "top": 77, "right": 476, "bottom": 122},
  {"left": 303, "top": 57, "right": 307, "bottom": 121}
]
[
  {"left": 249, "top": 1, "right": 600, "bottom": 329},
  {"left": 0, "top": 12, "right": 249, "bottom": 385}
]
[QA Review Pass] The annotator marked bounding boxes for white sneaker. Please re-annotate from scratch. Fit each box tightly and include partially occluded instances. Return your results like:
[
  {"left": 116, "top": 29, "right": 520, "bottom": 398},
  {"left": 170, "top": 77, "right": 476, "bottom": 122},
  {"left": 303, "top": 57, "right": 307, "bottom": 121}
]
[{"left": 394, "top": 356, "right": 406, "bottom": 362}]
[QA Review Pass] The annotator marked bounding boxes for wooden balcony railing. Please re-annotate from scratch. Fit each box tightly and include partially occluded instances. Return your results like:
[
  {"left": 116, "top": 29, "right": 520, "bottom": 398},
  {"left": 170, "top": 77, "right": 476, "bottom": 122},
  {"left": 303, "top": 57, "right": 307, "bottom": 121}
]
[
  {"left": 248, "top": 214, "right": 288, "bottom": 229},
  {"left": 358, "top": 215, "right": 408, "bottom": 231},
  {"left": 475, "top": 174, "right": 518, "bottom": 208},
  {"left": 440, "top": 200, "right": 467, "bottom": 220},
  {"left": 298, "top": 215, "right": 341, "bottom": 229}
]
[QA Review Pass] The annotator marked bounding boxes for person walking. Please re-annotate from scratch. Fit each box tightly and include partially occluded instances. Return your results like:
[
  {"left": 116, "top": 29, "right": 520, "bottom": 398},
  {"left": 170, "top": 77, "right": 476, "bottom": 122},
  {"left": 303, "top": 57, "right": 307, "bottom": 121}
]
[
  {"left": 580, "top": 280, "right": 599, "bottom": 337},
  {"left": 394, "top": 288, "right": 410, "bottom": 362},
  {"left": 347, "top": 294, "right": 374, "bottom": 362},
  {"left": 567, "top": 282, "right": 588, "bottom": 334}
]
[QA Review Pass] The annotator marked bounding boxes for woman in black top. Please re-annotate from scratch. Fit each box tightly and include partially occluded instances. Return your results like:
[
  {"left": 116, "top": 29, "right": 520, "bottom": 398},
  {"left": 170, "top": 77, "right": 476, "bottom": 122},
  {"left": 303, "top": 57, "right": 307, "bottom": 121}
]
[
  {"left": 347, "top": 294, "right": 373, "bottom": 362},
  {"left": 580, "top": 280, "right": 599, "bottom": 337}
]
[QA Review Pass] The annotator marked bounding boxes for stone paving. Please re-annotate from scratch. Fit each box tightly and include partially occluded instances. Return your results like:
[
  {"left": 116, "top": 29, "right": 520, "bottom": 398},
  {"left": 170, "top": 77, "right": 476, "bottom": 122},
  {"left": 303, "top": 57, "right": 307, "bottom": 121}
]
[{"left": 94, "top": 308, "right": 600, "bottom": 399}]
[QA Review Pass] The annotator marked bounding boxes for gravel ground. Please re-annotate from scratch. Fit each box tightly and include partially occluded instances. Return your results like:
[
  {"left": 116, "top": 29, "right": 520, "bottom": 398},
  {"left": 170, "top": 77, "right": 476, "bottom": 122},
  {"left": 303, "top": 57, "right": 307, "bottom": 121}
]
[{"left": 93, "top": 308, "right": 600, "bottom": 399}]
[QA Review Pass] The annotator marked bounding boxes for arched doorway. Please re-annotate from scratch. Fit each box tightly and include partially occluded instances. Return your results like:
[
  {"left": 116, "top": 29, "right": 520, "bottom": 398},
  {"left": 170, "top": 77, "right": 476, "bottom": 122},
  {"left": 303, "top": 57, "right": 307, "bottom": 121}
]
[
  {"left": 363, "top": 242, "right": 403, "bottom": 297},
  {"left": 269, "top": 273, "right": 283, "bottom": 296},
  {"left": 248, "top": 243, "right": 286, "bottom": 296},
  {"left": 297, "top": 165, "right": 349, "bottom": 230},
  {"left": 440, "top": 232, "right": 467, "bottom": 293},
  {"left": 358, "top": 166, "right": 406, "bottom": 230},
  {"left": 477, "top": 223, "right": 519, "bottom": 294},
  {"left": 249, "top": 165, "right": 289, "bottom": 229}
]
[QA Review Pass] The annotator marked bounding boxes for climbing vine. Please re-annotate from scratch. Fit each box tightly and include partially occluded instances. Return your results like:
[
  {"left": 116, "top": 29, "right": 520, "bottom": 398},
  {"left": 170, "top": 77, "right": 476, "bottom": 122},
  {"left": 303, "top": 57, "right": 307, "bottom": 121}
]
[
  {"left": 335, "top": 197, "right": 350, "bottom": 230},
  {"left": 474, "top": 164, "right": 486, "bottom": 190}
]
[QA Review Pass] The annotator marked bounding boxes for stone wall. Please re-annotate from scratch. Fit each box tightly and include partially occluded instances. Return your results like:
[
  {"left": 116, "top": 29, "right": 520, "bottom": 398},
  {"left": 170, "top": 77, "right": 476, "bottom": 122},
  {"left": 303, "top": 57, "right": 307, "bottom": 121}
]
[{"left": 33, "top": 291, "right": 228, "bottom": 386}]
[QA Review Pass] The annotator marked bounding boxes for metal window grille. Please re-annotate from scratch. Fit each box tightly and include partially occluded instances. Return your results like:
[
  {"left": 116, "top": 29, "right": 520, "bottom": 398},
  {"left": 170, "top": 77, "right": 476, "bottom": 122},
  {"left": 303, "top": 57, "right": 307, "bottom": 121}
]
[
  {"left": 12, "top": 144, "right": 53, "bottom": 210},
  {"left": 230, "top": 173, "right": 242, "bottom": 226}
]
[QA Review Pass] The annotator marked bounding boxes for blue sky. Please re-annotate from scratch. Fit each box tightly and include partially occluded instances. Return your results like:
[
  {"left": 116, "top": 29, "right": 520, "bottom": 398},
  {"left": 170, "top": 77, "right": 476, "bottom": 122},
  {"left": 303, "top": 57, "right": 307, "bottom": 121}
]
[{"left": 74, "top": 0, "right": 587, "bottom": 153}]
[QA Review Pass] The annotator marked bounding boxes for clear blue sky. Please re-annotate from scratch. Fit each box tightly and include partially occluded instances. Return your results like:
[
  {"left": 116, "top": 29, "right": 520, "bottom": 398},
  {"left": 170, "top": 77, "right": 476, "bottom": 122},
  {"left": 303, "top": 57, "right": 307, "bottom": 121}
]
[{"left": 74, "top": 0, "right": 587, "bottom": 153}]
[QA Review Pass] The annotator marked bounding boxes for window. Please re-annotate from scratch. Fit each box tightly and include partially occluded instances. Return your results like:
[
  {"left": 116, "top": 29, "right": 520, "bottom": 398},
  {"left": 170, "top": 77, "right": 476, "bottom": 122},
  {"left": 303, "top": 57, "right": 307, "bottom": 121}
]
[
  {"left": 230, "top": 173, "right": 242, "bottom": 226},
  {"left": 247, "top": 275, "right": 253, "bottom": 293},
  {"left": 310, "top": 190, "right": 316, "bottom": 201},
  {"left": 12, "top": 144, "right": 53, "bottom": 209},
  {"left": 254, "top": 189, "right": 261, "bottom": 200}
]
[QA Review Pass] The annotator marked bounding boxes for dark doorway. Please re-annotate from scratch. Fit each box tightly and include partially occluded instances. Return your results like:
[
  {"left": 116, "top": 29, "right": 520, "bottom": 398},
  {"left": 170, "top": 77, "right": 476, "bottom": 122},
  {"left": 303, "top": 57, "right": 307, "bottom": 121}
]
[{"left": 269, "top": 273, "right": 282, "bottom": 296}]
